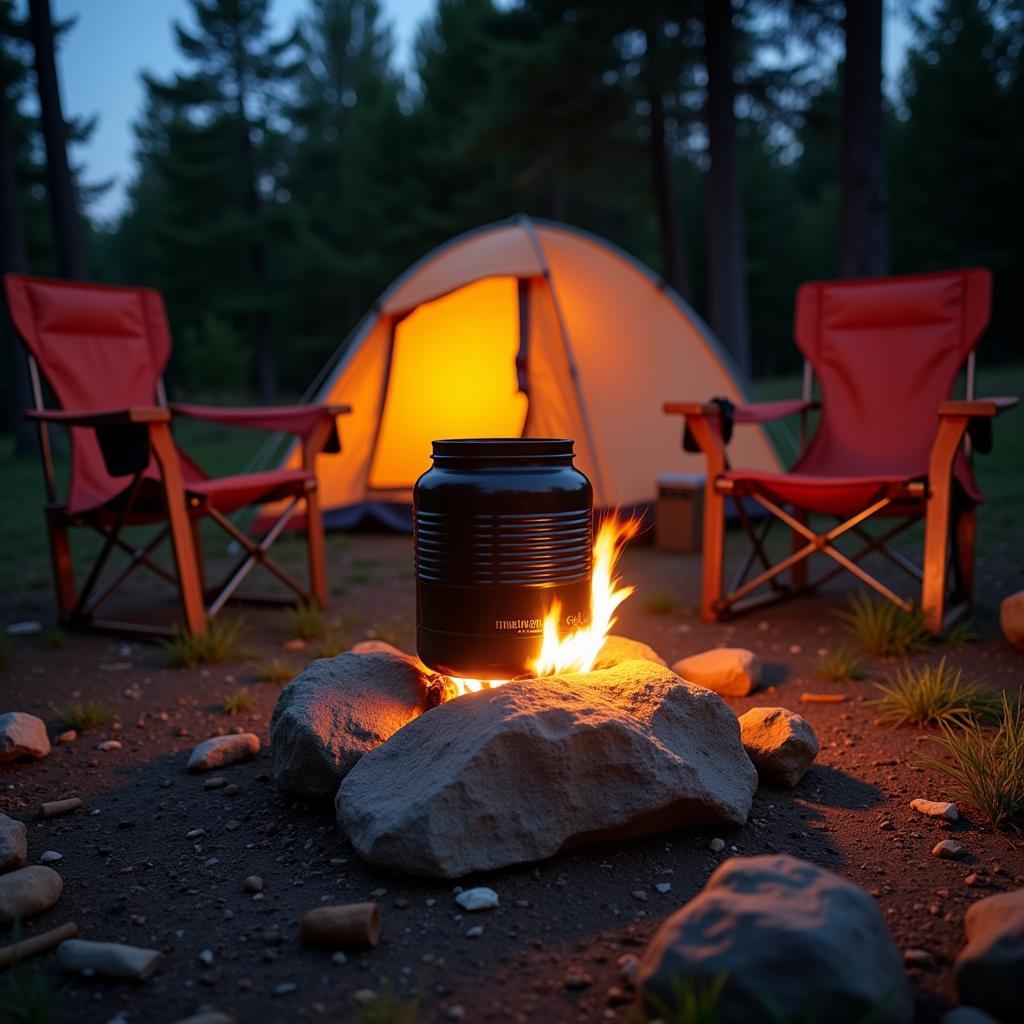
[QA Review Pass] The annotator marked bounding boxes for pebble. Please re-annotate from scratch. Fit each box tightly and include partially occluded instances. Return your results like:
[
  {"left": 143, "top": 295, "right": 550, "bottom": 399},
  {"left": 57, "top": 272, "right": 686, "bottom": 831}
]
[
  {"left": 454, "top": 887, "right": 499, "bottom": 912},
  {"left": 38, "top": 850, "right": 63, "bottom": 864},
  {"left": 0, "top": 813, "right": 28, "bottom": 872},
  {"left": 0, "top": 712, "right": 51, "bottom": 761},
  {"left": 910, "top": 798, "right": 958, "bottom": 822},
  {"left": 96, "top": 740, "right": 122, "bottom": 752},
  {"left": 331, "top": 952, "right": 347, "bottom": 965},
  {"left": 965, "top": 873, "right": 983, "bottom": 887},
  {"left": 186, "top": 733, "right": 260, "bottom": 772},
  {"left": 904, "top": 948, "right": 934, "bottom": 966},
  {"left": 465, "top": 925, "right": 484, "bottom": 938},
  {"left": 57, "top": 730, "right": 77, "bottom": 744},
  {"left": 565, "top": 970, "right": 593, "bottom": 989},
  {"left": 243, "top": 875, "right": 264, "bottom": 894},
  {"left": 655, "top": 882, "right": 672, "bottom": 894},
  {"left": 617, "top": 953, "right": 639, "bottom": 988},
  {"left": 6, "top": 620, "right": 42, "bottom": 636},
  {"left": 709, "top": 838, "right": 726, "bottom": 853},
  {"left": 198, "top": 949, "right": 214, "bottom": 966},
  {"left": 224, "top": 784, "right": 240, "bottom": 796},
  {"left": 272, "top": 983, "right": 297, "bottom": 997},
  {"left": 186, "top": 828, "right": 205, "bottom": 839},
  {"left": 57, "top": 939, "right": 162, "bottom": 980},
  {"left": 932, "top": 839, "right": 963, "bottom": 860},
  {"left": 0, "top": 865, "right": 63, "bottom": 923},
  {"left": 203, "top": 777, "right": 227, "bottom": 790},
  {"left": 631, "top": 890, "right": 648, "bottom": 901},
  {"left": 353, "top": 989, "right": 377, "bottom": 1005}
]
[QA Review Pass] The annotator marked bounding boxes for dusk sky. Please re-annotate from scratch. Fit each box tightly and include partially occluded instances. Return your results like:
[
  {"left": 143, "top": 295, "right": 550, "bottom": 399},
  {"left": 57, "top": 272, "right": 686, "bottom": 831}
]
[{"left": 52, "top": 0, "right": 911, "bottom": 223}]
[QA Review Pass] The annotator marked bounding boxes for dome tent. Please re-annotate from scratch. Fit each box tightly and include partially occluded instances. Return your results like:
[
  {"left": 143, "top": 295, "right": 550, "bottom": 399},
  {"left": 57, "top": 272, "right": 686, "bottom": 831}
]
[{"left": 272, "top": 215, "right": 781, "bottom": 529}]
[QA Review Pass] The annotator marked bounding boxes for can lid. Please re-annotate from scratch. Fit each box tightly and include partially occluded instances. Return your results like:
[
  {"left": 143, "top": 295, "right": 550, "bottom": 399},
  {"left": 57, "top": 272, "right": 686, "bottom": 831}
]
[{"left": 431, "top": 438, "right": 574, "bottom": 458}]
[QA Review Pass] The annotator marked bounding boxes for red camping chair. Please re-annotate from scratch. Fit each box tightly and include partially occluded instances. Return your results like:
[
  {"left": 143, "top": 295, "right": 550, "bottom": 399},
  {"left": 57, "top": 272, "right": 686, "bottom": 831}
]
[
  {"left": 4, "top": 274, "right": 350, "bottom": 637},
  {"left": 664, "top": 268, "right": 1018, "bottom": 632}
]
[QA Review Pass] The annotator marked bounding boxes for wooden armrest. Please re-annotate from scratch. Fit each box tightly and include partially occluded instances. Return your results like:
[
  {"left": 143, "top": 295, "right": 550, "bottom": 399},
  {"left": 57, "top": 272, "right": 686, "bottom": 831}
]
[
  {"left": 663, "top": 402, "right": 720, "bottom": 417},
  {"left": 25, "top": 406, "right": 171, "bottom": 426},
  {"left": 170, "top": 402, "right": 351, "bottom": 437},
  {"left": 938, "top": 396, "right": 1018, "bottom": 418}
]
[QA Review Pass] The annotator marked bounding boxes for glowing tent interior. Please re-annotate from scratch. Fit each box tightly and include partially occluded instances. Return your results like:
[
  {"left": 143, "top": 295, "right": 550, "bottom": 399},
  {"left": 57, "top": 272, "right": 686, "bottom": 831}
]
[{"left": 268, "top": 216, "right": 782, "bottom": 529}]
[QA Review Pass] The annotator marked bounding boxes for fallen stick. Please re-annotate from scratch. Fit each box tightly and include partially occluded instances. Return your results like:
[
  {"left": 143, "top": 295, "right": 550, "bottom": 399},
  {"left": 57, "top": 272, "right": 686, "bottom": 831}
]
[
  {"left": 40, "top": 797, "right": 82, "bottom": 819},
  {"left": 0, "top": 922, "right": 78, "bottom": 967},
  {"left": 300, "top": 902, "right": 380, "bottom": 948},
  {"left": 800, "top": 692, "right": 848, "bottom": 704}
]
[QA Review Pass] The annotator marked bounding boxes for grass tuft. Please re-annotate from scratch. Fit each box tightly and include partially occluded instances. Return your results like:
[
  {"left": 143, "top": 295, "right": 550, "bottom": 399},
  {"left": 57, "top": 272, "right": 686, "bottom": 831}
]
[
  {"left": 816, "top": 646, "right": 867, "bottom": 682},
  {"left": 631, "top": 973, "right": 726, "bottom": 1024},
  {"left": 942, "top": 618, "right": 977, "bottom": 650},
  {"left": 921, "top": 690, "right": 1024, "bottom": 833},
  {"left": 354, "top": 988, "right": 420, "bottom": 1024},
  {"left": 55, "top": 700, "right": 116, "bottom": 732},
  {"left": 644, "top": 592, "right": 679, "bottom": 615},
  {"left": 313, "top": 629, "right": 350, "bottom": 659},
  {"left": 869, "top": 657, "right": 1000, "bottom": 728},
  {"left": 835, "top": 592, "right": 930, "bottom": 657},
  {"left": 0, "top": 958, "right": 61, "bottom": 1023},
  {"left": 161, "top": 618, "right": 247, "bottom": 669},
  {"left": 220, "top": 689, "right": 255, "bottom": 716},
  {"left": 283, "top": 601, "right": 326, "bottom": 641},
  {"left": 258, "top": 658, "right": 296, "bottom": 685}
]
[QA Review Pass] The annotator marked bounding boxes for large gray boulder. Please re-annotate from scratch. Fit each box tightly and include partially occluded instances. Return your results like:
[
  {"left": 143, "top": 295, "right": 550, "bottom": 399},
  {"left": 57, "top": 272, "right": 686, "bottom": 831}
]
[
  {"left": 0, "top": 712, "right": 51, "bottom": 762},
  {"left": 272, "top": 652, "right": 429, "bottom": 801},
  {"left": 636, "top": 855, "right": 912, "bottom": 1024},
  {"left": 955, "top": 887, "right": 1024, "bottom": 1021},
  {"left": 337, "top": 660, "right": 757, "bottom": 877}
]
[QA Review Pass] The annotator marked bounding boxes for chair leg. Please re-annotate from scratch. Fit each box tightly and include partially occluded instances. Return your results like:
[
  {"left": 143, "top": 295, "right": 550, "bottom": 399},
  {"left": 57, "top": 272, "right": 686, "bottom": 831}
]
[
  {"left": 921, "top": 477, "right": 953, "bottom": 634},
  {"left": 952, "top": 502, "right": 976, "bottom": 605},
  {"left": 701, "top": 485, "right": 726, "bottom": 622},
  {"left": 45, "top": 505, "right": 78, "bottom": 623},
  {"left": 791, "top": 509, "right": 809, "bottom": 591},
  {"left": 305, "top": 485, "right": 328, "bottom": 608}
]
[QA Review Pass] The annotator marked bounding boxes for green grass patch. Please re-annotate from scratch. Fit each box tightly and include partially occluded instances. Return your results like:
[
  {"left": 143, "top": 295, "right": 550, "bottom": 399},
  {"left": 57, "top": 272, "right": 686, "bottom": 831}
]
[
  {"left": 355, "top": 989, "right": 420, "bottom": 1024},
  {"left": 220, "top": 689, "right": 255, "bottom": 715},
  {"left": 835, "top": 592, "right": 930, "bottom": 657},
  {"left": 942, "top": 618, "right": 977, "bottom": 649},
  {"left": 869, "top": 657, "right": 1000, "bottom": 728},
  {"left": 816, "top": 646, "right": 867, "bottom": 682},
  {"left": 258, "top": 658, "right": 296, "bottom": 684},
  {"left": 921, "top": 690, "right": 1024, "bottom": 833},
  {"left": 631, "top": 973, "right": 726, "bottom": 1024},
  {"left": 55, "top": 700, "right": 116, "bottom": 732},
  {"left": 0, "top": 958, "right": 61, "bottom": 1023},
  {"left": 161, "top": 617, "right": 247, "bottom": 669},
  {"left": 283, "top": 601, "right": 327, "bottom": 641}
]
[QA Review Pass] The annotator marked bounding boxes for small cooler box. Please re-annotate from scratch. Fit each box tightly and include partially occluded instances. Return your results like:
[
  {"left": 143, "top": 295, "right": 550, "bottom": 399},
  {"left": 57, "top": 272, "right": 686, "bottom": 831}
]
[{"left": 655, "top": 472, "right": 705, "bottom": 554}]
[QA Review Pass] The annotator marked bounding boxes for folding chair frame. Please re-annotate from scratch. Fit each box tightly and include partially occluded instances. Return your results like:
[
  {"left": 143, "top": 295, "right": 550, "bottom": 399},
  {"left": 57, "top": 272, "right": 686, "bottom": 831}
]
[
  {"left": 25, "top": 352, "right": 345, "bottom": 639},
  {"left": 665, "top": 357, "right": 1017, "bottom": 633}
]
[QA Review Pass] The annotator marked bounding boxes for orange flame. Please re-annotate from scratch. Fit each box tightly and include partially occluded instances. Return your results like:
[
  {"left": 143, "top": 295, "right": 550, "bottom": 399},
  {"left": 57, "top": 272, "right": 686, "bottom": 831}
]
[{"left": 447, "top": 515, "right": 640, "bottom": 696}]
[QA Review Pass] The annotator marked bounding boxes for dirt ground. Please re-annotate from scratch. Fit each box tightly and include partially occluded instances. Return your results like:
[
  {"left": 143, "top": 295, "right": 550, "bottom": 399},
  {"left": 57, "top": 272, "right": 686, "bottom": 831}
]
[{"left": 1, "top": 528, "right": 1022, "bottom": 1024}]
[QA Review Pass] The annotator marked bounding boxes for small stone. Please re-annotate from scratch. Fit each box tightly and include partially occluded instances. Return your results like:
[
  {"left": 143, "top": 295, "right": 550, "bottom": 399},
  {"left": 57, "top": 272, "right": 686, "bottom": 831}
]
[
  {"left": 243, "top": 875, "right": 264, "bottom": 894},
  {"left": 878, "top": 820, "right": 896, "bottom": 831},
  {"left": 631, "top": 889, "right": 648, "bottom": 901},
  {"left": 331, "top": 951, "right": 347, "bottom": 965},
  {"left": 655, "top": 882, "right": 672, "bottom": 894},
  {"left": 999, "top": 589, "right": 1024, "bottom": 651},
  {"left": 446, "top": 1007, "right": 465, "bottom": 1021},
  {"left": 455, "top": 887, "right": 499, "bottom": 912},
  {"left": 0, "top": 813, "right": 28, "bottom": 873},
  {"left": 57, "top": 730, "right": 77, "bottom": 744},
  {"left": 38, "top": 850, "right": 63, "bottom": 864},
  {"left": 710, "top": 838, "right": 726, "bottom": 853},
  {"left": 933, "top": 839, "right": 963, "bottom": 860},
  {"left": 0, "top": 712, "right": 51, "bottom": 762},
  {"left": 965, "top": 873, "right": 982, "bottom": 887},
  {"left": 0, "top": 865, "right": 63, "bottom": 923},
  {"left": 224, "top": 784, "right": 240, "bottom": 796},
  {"left": 187, "top": 734, "right": 260, "bottom": 772},
  {"left": 198, "top": 949, "right": 214, "bottom": 966},
  {"left": 203, "top": 777, "right": 227, "bottom": 790},
  {"left": 353, "top": 989, "right": 377, "bottom": 1005},
  {"left": 565, "top": 970, "right": 593, "bottom": 989},
  {"left": 904, "top": 948, "right": 934, "bottom": 966},
  {"left": 465, "top": 925, "right": 484, "bottom": 938},
  {"left": 6, "top": 620, "right": 41, "bottom": 636},
  {"left": 910, "top": 799, "right": 958, "bottom": 822},
  {"left": 617, "top": 953, "right": 639, "bottom": 988},
  {"left": 57, "top": 939, "right": 162, "bottom": 980},
  {"left": 672, "top": 648, "right": 760, "bottom": 697},
  {"left": 187, "top": 828, "right": 206, "bottom": 839},
  {"left": 606, "top": 986, "right": 632, "bottom": 1007},
  {"left": 273, "top": 983, "right": 297, "bottom": 997},
  {"left": 738, "top": 707, "right": 819, "bottom": 788},
  {"left": 96, "top": 740, "right": 122, "bottom": 752},
  {"left": 282, "top": 638, "right": 307, "bottom": 652}
]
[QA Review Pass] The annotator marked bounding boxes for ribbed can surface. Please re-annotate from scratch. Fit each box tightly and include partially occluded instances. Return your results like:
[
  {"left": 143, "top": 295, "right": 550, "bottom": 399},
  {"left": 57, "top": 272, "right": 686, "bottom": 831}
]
[{"left": 414, "top": 439, "right": 593, "bottom": 678}]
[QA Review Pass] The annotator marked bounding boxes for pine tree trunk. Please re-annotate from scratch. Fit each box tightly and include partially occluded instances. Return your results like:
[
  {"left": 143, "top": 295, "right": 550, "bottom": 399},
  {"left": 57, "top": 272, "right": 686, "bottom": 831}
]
[
  {"left": 840, "top": 0, "right": 887, "bottom": 277},
  {"left": 646, "top": 25, "right": 689, "bottom": 299},
  {"left": 28, "top": 0, "right": 88, "bottom": 280},
  {"left": 705, "top": 0, "right": 751, "bottom": 375},
  {"left": 1, "top": 73, "right": 38, "bottom": 454}
]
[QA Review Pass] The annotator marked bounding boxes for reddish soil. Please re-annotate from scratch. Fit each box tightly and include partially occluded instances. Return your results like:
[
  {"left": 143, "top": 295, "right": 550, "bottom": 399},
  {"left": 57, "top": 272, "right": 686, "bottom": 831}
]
[{"left": 1, "top": 532, "right": 1022, "bottom": 1023}]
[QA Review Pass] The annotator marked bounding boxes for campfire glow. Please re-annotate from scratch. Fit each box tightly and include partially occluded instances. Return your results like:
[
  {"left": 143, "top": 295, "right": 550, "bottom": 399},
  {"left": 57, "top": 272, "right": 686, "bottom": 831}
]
[{"left": 447, "top": 516, "right": 640, "bottom": 696}]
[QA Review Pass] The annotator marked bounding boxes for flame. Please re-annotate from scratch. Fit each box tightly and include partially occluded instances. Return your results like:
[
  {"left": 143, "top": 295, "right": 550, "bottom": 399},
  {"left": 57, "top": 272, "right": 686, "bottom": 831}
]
[{"left": 447, "top": 515, "right": 640, "bottom": 696}]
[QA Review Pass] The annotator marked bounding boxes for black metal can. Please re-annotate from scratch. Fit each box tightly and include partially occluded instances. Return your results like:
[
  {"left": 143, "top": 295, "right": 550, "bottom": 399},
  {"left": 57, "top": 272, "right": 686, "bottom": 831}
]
[{"left": 414, "top": 438, "right": 593, "bottom": 679}]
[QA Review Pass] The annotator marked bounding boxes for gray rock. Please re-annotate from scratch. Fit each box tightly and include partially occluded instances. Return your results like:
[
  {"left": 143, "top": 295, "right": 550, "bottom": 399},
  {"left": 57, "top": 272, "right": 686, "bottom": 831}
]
[
  {"left": 593, "top": 635, "right": 667, "bottom": 670},
  {"left": 738, "top": 707, "right": 819, "bottom": 788},
  {"left": 910, "top": 798, "right": 958, "bottom": 822},
  {"left": 0, "top": 812, "right": 28, "bottom": 873},
  {"left": 58, "top": 938, "right": 163, "bottom": 980},
  {"left": 0, "top": 712, "right": 51, "bottom": 762},
  {"left": 337, "top": 660, "right": 756, "bottom": 877},
  {"left": 186, "top": 733, "right": 260, "bottom": 772},
  {"left": 933, "top": 839, "right": 963, "bottom": 860},
  {"left": 272, "top": 652, "right": 428, "bottom": 801},
  {"left": 955, "top": 887, "right": 1024, "bottom": 1020},
  {"left": 672, "top": 648, "right": 760, "bottom": 697},
  {"left": 941, "top": 1008, "right": 1001, "bottom": 1024},
  {"left": 636, "top": 855, "right": 912, "bottom": 1024},
  {"left": 0, "top": 865, "right": 63, "bottom": 923}
]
